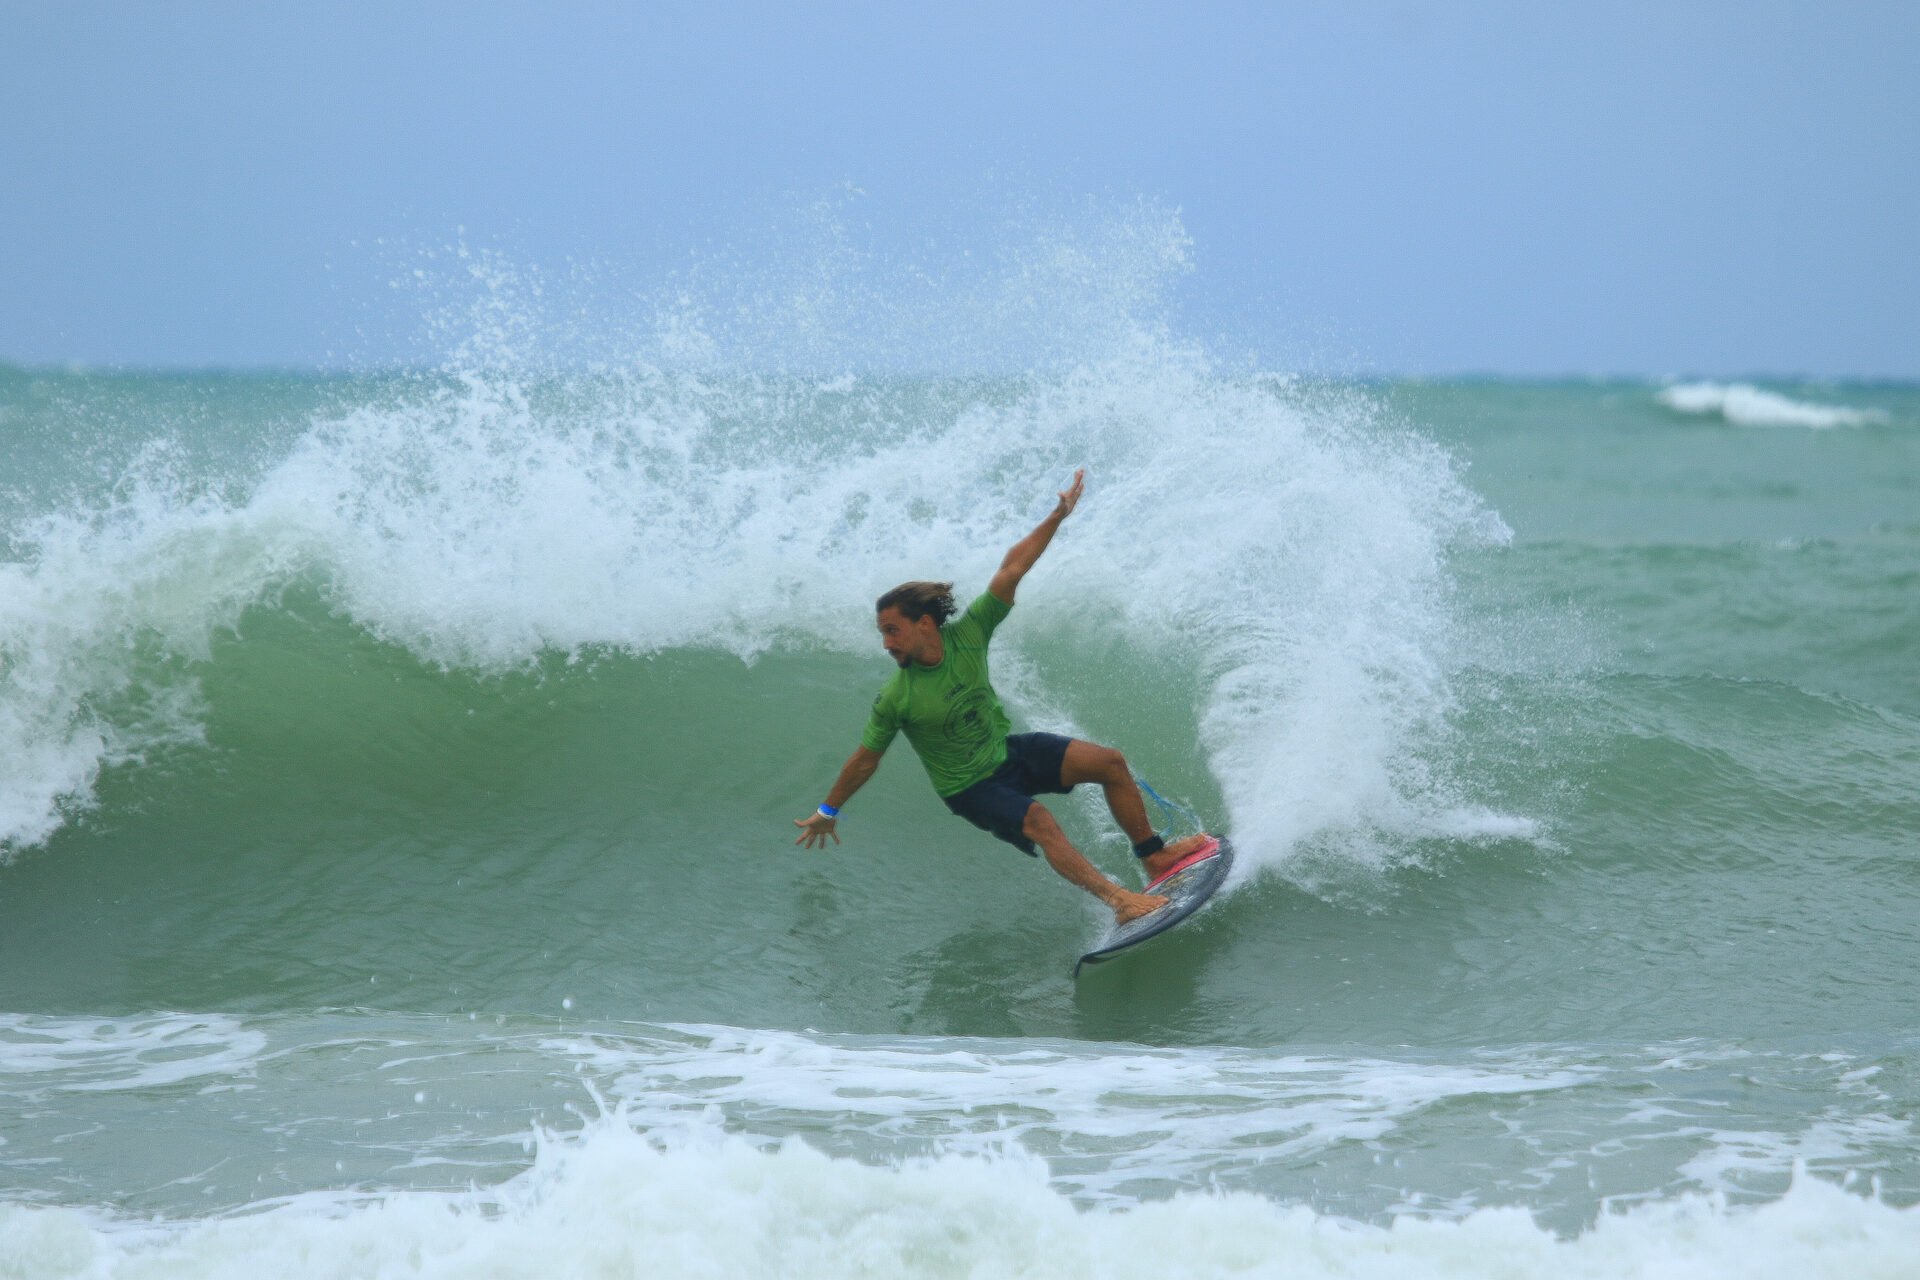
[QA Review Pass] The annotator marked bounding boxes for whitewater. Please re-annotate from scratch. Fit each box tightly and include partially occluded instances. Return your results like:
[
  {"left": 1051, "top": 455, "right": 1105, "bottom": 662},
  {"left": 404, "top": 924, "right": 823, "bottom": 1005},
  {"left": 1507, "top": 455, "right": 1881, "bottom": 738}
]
[{"left": 3, "top": 218, "right": 1918, "bottom": 1276}]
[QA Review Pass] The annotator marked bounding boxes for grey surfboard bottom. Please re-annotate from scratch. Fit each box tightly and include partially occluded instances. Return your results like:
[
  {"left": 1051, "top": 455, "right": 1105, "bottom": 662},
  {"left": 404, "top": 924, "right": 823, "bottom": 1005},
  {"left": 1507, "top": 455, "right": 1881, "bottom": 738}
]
[{"left": 1074, "top": 836, "right": 1235, "bottom": 977}]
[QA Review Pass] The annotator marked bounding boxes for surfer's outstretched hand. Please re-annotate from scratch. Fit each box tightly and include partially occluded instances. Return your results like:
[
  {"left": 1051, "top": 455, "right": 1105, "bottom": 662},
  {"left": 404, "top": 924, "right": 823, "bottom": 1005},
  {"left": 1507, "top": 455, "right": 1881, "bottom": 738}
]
[
  {"left": 793, "top": 813, "right": 840, "bottom": 848},
  {"left": 1054, "top": 469, "right": 1085, "bottom": 520}
]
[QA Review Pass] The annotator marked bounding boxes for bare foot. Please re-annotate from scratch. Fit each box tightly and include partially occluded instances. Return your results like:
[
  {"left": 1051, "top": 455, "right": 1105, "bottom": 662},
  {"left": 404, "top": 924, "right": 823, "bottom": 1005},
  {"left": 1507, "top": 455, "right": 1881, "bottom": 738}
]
[
  {"left": 1112, "top": 891, "right": 1170, "bottom": 924},
  {"left": 1139, "top": 833, "right": 1216, "bottom": 883}
]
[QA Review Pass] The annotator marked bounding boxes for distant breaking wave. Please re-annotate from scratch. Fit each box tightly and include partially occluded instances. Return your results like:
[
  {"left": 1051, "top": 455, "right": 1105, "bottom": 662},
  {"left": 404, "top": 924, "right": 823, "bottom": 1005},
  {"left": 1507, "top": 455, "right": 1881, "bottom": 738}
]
[{"left": 1657, "top": 381, "right": 1887, "bottom": 429}]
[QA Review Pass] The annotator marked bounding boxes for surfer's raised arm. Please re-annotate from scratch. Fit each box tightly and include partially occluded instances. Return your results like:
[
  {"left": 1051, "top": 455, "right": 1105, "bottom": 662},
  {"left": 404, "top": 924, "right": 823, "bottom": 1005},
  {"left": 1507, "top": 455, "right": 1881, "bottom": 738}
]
[
  {"left": 794, "top": 744, "right": 883, "bottom": 848},
  {"left": 988, "top": 469, "right": 1084, "bottom": 605}
]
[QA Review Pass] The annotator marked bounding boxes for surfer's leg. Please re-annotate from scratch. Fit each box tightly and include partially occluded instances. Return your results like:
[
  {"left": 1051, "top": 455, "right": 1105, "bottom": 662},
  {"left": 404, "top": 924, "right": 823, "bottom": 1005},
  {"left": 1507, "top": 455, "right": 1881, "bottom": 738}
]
[
  {"left": 1058, "top": 740, "right": 1212, "bottom": 880},
  {"left": 1059, "top": 741, "right": 1152, "bottom": 842},
  {"left": 1021, "top": 802, "right": 1169, "bottom": 925}
]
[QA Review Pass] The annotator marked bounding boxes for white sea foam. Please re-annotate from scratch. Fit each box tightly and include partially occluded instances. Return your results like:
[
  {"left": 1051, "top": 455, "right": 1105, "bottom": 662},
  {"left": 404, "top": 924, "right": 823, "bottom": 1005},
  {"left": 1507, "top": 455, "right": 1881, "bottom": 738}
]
[
  {"left": 543, "top": 1023, "right": 1597, "bottom": 1209},
  {"left": 0, "top": 1013, "right": 266, "bottom": 1096},
  {"left": 0, "top": 212, "right": 1526, "bottom": 882},
  {"left": 1656, "top": 381, "right": 1887, "bottom": 429},
  {"left": 4, "top": 1013, "right": 1912, "bottom": 1268},
  {"left": 1, "top": 1117, "right": 1915, "bottom": 1280},
  {"left": 12, "top": 1014, "right": 1903, "bottom": 1227}
]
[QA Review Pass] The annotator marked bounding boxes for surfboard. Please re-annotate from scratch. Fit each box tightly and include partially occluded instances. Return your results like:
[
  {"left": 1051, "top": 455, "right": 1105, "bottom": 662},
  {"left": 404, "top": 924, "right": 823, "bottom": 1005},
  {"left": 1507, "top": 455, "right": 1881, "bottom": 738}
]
[{"left": 1074, "top": 835, "right": 1235, "bottom": 976}]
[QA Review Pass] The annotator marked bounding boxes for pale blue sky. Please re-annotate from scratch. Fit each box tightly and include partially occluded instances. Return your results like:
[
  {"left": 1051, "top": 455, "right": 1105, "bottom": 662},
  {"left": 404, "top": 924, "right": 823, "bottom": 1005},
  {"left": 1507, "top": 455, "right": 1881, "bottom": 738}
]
[{"left": 4, "top": 2, "right": 1915, "bottom": 375}]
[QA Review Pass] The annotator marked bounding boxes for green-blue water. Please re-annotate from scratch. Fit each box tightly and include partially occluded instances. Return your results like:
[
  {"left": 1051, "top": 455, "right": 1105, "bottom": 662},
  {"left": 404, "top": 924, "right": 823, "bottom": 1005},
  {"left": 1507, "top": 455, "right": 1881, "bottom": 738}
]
[{"left": 2, "top": 356, "right": 1917, "bottom": 1275}]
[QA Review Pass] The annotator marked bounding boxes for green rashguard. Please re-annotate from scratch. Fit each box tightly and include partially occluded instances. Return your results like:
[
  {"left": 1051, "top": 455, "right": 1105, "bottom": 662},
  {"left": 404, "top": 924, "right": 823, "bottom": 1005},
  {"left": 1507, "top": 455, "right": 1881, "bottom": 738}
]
[{"left": 861, "top": 590, "right": 1014, "bottom": 797}]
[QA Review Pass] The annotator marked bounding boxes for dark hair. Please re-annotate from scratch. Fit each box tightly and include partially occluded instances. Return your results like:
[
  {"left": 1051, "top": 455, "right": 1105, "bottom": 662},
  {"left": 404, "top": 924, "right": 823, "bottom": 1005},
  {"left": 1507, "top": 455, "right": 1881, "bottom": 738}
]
[{"left": 876, "top": 580, "right": 957, "bottom": 626}]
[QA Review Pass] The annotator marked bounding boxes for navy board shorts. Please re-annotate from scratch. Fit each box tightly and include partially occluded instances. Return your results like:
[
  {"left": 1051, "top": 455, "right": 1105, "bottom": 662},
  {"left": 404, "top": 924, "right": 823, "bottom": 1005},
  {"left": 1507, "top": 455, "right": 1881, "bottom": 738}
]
[{"left": 942, "top": 732, "right": 1076, "bottom": 856}]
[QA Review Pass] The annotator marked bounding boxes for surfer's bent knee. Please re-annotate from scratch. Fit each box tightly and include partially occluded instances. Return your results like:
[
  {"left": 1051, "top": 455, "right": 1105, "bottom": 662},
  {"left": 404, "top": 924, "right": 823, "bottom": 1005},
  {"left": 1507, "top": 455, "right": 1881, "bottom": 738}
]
[{"left": 1066, "top": 740, "right": 1128, "bottom": 786}]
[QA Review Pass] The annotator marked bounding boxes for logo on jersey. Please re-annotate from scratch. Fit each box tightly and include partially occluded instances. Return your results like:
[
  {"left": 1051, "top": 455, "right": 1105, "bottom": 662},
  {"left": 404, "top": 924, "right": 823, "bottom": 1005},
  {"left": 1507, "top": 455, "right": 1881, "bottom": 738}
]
[{"left": 942, "top": 688, "right": 994, "bottom": 751}]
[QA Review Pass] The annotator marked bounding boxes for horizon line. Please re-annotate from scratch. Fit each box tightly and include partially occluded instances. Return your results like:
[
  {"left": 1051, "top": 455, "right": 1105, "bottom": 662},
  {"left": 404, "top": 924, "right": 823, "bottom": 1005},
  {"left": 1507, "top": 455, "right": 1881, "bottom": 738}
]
[{"left": 5, "top": 358, "right": 1917, "bottom": 388}]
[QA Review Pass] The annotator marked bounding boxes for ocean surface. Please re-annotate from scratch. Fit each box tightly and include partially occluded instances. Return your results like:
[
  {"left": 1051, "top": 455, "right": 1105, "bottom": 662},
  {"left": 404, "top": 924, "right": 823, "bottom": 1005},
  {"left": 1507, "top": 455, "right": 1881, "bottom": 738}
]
[{"left": 2, "top": 340, "right": 1918, "bottom": 1275}]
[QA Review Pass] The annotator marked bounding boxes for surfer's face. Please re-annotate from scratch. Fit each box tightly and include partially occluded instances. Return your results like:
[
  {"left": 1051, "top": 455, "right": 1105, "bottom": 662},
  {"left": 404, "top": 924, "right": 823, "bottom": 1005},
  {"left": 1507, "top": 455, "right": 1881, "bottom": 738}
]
[{"left": 876, "top": 607, "right": 939, "bottom": 667}]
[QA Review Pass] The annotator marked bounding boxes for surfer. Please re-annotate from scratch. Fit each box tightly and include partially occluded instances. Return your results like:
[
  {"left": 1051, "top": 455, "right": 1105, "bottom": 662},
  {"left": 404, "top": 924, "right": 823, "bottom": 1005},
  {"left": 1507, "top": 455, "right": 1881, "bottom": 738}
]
[{"left": 793, "top": 470, "right": 1211, "bottom": 924}]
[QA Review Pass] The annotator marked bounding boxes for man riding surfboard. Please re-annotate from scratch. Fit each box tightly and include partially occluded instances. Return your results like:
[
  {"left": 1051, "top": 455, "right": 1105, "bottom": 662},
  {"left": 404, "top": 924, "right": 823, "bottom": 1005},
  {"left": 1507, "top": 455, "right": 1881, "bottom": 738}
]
[{"left": 793, "top": 470, "right": 1211, "bottom": 924}]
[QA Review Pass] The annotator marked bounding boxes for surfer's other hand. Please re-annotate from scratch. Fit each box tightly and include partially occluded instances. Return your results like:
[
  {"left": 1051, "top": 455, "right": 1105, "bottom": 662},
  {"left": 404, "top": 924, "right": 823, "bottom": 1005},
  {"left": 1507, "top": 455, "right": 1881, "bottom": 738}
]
[{"left": 793, "top": 813, "right": 840, "bottom": 848}]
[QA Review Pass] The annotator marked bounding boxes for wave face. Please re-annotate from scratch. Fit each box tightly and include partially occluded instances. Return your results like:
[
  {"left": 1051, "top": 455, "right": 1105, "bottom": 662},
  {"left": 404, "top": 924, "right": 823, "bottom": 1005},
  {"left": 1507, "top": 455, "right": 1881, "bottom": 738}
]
[
  {"left": 0, "top": 356, "right": 1513, "bottom": 873},
  {"left": 4, "top": 217, "right": 1920, "bottom": 1273}
]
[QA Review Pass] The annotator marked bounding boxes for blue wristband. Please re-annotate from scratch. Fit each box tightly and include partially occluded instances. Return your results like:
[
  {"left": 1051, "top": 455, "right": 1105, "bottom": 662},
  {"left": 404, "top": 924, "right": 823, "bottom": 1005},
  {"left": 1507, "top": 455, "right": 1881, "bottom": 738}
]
[{"left": 817, "top": 803, "right": 840, "bottom": 819}]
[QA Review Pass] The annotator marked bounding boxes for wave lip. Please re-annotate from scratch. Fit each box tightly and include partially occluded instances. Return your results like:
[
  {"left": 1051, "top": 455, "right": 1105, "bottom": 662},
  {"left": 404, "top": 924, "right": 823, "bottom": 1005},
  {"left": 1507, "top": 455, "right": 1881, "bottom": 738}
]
[{"left": 1656, "top": 381, "right": 1889, "bottom": 429}]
